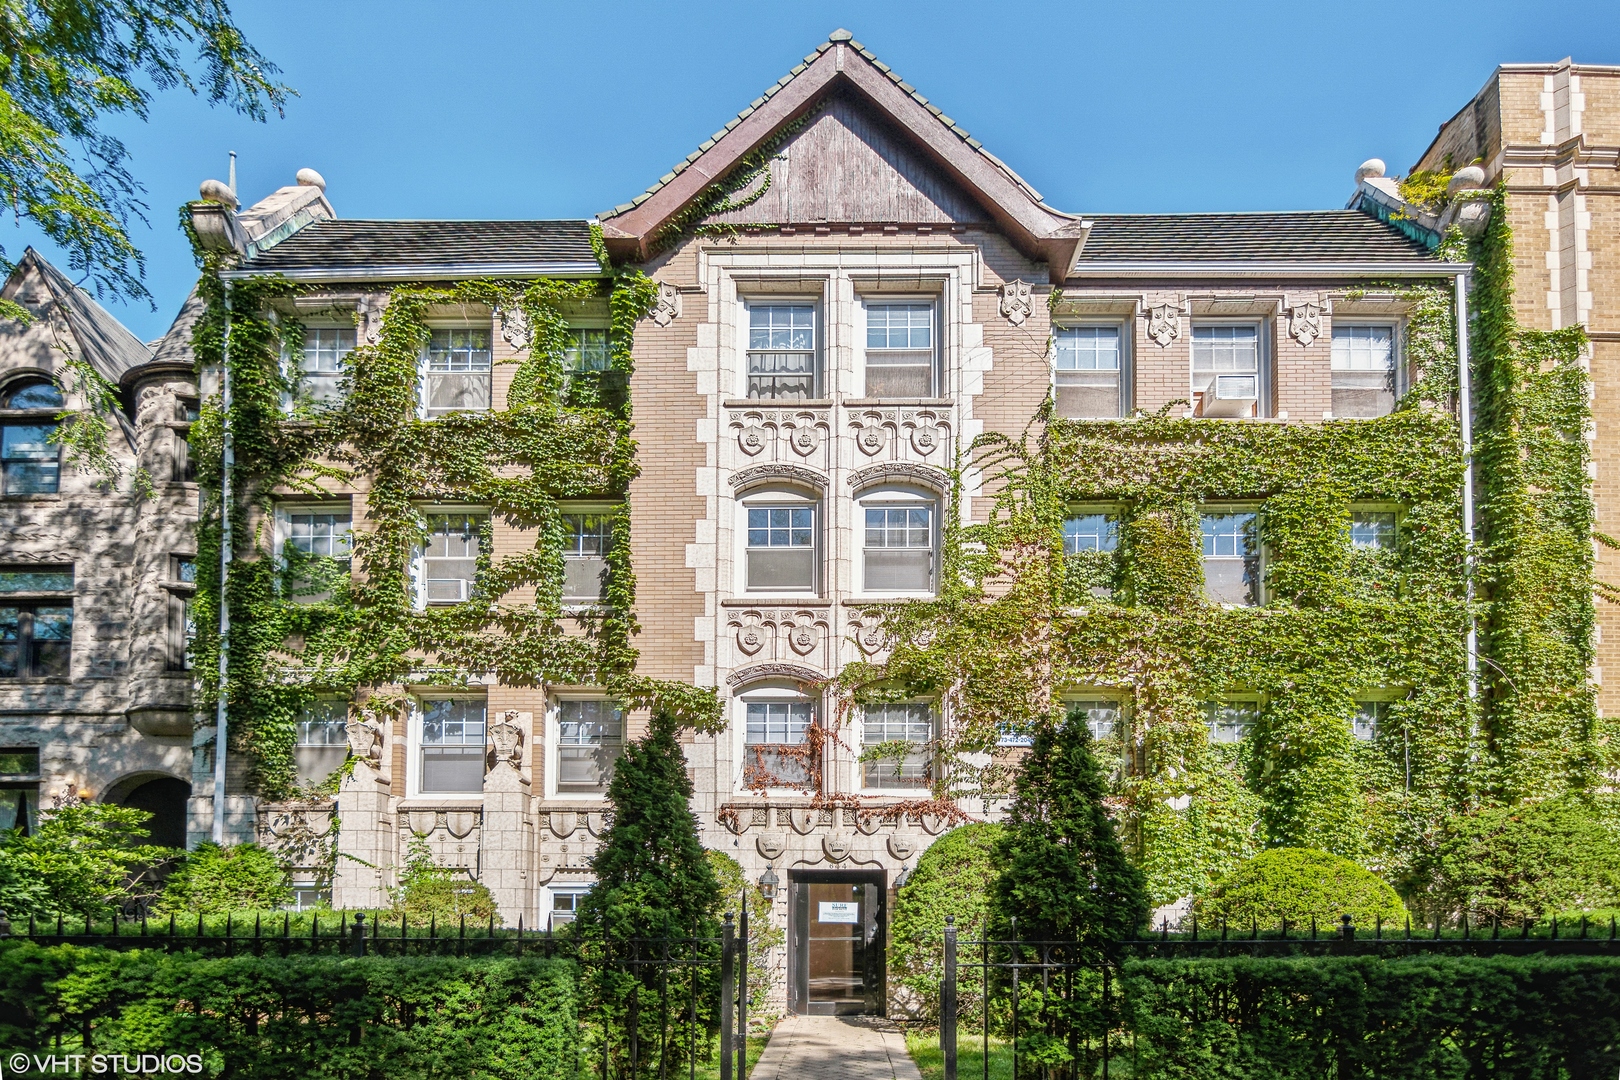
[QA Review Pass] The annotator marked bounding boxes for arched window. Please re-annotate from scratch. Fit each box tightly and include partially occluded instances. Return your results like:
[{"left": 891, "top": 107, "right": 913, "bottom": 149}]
[{"left": 1, "top": 377, "right": 63, "bottom": 410}]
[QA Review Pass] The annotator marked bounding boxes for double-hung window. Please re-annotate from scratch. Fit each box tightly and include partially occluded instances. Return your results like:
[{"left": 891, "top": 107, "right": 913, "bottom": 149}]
[
  {"left": 1055, "top": 326, "right": 1124, "bottom": 418},
  {"left": 743, "top": 698, "right": 814, "bottom": 789},
  {"left": 1331, "top": 325, "right": 1397, "bottom": 418},
  {"left": 563, "top": 328, "right": 612, "bottom": 404},
  {"left": 1192, "top": 324, "right": 1260, "bottom": 418},
  {"left": 422, "top": 328, "right": 492, "bottom": 417},
  {"left": 295, "top": 698, "right": 349, "bottom": 785},
  {"left": 864, "top": 302, "right": 935, "bottom": 397},
  {"left": 1066, "top": 698, "right": 1121, "bottom": 742},
  {"left": 167, "top": 556, "right": 196, "bottom": 671},
  {"left": 1063, "top": 514, "right": 1118, "bottom": 555},
  {"left": 862, "top": 704, "right": 932, "bottom": 790},
  {"left": 863, "top": 502, "right": 934, "bottom": 593},
  {"left": 292, "top": 327, "right": 355, "bottom": 408},
  {"left": 562, "top": 513, "right": 613, "bottom": 603},
  {"left": 556, "top": 700, "right": 624, "bottom": 793},
  {"left": 549, "top": 886, "right": 590, "bottom": 930},
  {"left": 282, "top": 506, "right": 352, "bottom": 602},
  {"left": 745, "top": 503, "right": 815, "bottom": 591},
  {"left": 0, "top": 566, "right": 72, "bottom": 680},
  {"left": 1205, "top": 700, "right": 1258, "bottom": 744},
  {"left": 419, "top": 698, "right": 486, "bottom": 794},
  {"left": 746, "top": 304, "right": 816, "bottom": 400},
  {"left": 1, "top": 380, "right": 61, "bottom": 494},
  {"left": 1200, "top": 511, "right": 1259, "bottom": 606},
  {"left": 1352, "top": 700, "right": 1388, "bottom": 742},
  {"left": 420, "top": 513, "right": 485, "bottom": 605},
  {"left": 0, "top": 748, "right": 41, "bottom": 835},
  {"left": 1349, "top": 511, "right": 1397, "bottom": 552}
]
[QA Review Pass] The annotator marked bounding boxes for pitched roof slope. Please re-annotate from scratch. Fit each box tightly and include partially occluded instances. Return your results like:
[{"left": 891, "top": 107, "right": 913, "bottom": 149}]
[
  {"left": 8, "top": 249, "right": 153, "bottom": 383},
  {"left": 1075, "top": 211, "right": 1435, "bottom": 264},
  {"left": 236, "top": 220, "right": 602, "bottom": 279}
]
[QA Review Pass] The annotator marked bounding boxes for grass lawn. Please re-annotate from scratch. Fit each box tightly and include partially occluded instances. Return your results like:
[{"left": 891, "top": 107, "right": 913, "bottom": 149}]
[{"left": 906, "top": 1029, "right": 1137, "bottom": 1080}]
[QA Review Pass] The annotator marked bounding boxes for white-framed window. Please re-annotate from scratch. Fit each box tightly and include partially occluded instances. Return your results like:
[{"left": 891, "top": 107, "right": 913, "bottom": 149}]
[
  {"left": 1352, "top": 699, "right": 1389, "bottom": 742},
  {"left": 562, "top": 512, "right": 614, "bottom": 603},
  {"left": 554, "top": 699, "right": 624, "bottom": 794},
  {"left": 862, "top": 703, "right": 933, "bottom": 790},
  {"left": 1331, "top": 324, "right": 1398, "bottom": 418},
  {"left": 275, "top": 504, "right": 353, "bottom": 603},
  {"left": 743, "top": 497, "right": 817, "bottom": 592},
  {"left": 1200, "top": 510, "right": 1260, "bottom": 606},
  {"left": 417, "top": 512, "right": 486, "bottom": 606},
  {"left": 564, "top": 328, "right": 611, "bottom": 374},
  {"left": 421, "top": 327, "right": 492, "bottom": 417},
  {"left": 1204, "top": 699, "right": 1259, "bottom": 744},
  {"left": 1055, "top": 325, "right": 1125, "bottom": 418},
  {"left": 862, "top": 494, "right": 935, "bottom": 594},
  {"left": 548, "top": 885, "right": 591, "bottom": 930},
  {"left": 863, "top": 300, "right": 936, "bottom": 397},
  {"left": 294, "top": 697, "right": 349, "bottom": 785},
  {"left": 745, "top": 303, "right": 816, "bottom": 400},
  {"left": 417, "top": 697, "right": 486, "bottom": 794},
  {"left": 1192, "top": 323, "right": 1262, "bottom": 418},
  {"left": 1349, "top": 509, "right": 1398, "bottom": 552},
  {"left": 1063, "top": 513, "right": 1119, "bottom": 554},
  {"left": 285, "top": 326, "right": 355, "bottom": 409},
  {"left": 741, "top": 693, "right": 815, "bottom": 790},
  {"left": 1066, "top": 698, "right": 1122, "bottom": 742}
]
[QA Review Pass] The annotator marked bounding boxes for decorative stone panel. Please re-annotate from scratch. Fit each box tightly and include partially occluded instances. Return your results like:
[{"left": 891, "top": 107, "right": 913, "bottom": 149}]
[
  {"left": 725, "top": 405, "right": 833, "bottom": 470},
  {"left": 397, "top": 807, "right": 482, "bottom": 876},
  {"left": 724, "top": 606, "right": 831, "bottom": 667}
]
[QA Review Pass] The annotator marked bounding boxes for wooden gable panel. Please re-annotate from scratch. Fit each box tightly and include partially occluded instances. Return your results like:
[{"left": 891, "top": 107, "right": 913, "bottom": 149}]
[{"left": 704, "top": 95, "right": 988, "bottom": 227}]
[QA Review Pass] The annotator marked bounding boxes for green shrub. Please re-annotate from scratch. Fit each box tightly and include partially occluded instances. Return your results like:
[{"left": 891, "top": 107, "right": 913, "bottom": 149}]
[
  {"left": 1124, "top": 954, "right": 1620, "bottom": 1078},
  {"left": 391, "top": 836, "right": 500, "bottom": 923},
  {"left": 0, "top": 941, "right": 579, "bottom": 1079},
  {"left": 1194, "top": 848, "right": 1404, "bottom": 930},
  {"left": 889, "top": 822, "right": 1002, "bottom": 1022},
  {"left": 1435, "top": 795, "right": 1620, "bottom": 924},
  {"left": 707, "top": 850, "right": 783, "bottom": 1020},
  {"left": 155, "top": 842, "right": 291, "bottom": 914},
  {"left": 0, "top": 801, "right": 176, "bottom": 920}
]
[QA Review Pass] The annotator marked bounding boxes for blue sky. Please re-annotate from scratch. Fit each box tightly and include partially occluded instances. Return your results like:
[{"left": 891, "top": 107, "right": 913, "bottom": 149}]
[{"left": 5, "top": 0, "right": 1613, "bottom": 340}]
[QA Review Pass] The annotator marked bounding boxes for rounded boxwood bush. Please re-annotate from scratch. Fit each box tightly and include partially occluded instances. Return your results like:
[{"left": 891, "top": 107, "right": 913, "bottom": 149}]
[
  {"left": 155, "top": 842, "right": 291, "bottom": 914},
  {"left": 1193, "top": 848, "right": 1404, "bottom": 931},
  {"left": 890, "top": 822, "right": 1001, "bottom": 1022}
]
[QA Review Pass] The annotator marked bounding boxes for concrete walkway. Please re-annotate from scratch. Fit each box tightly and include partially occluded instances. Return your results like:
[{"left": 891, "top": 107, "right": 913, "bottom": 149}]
[{"left": 750, "top": 1014, "right": 924, "bottom": 1080}]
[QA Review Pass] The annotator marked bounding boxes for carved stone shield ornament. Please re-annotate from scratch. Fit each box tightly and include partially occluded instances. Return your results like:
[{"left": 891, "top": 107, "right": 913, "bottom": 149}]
[
  {"left": 651, "top": 282, "right": 682, "bottom": 327},
  {"left": 409, "top": 811, "right": 437, "bottom": 836},
  {"left": 737, "top": 622, "right": 765, "bottom": 655},
  {"left": 888, "top": 834, "right": 918, "bottom": 861},
  {"left": 787, "top": 624, "right": 816, "bottom": 655},
  {"left": 498, "top": 306, "right": 531, "bottom": 350},
  {"left": 910, "top": 425, "right": 940, "bottom": 454},
  {"left": 739, "top": 425, "right": 767, "bottom": 456},
  {"left": 1288, "top": 302, "right": 1322, "bottom": 347},
  {"left": 823, "top": 833, "right": 853, "bottom": 862},
  {"left": 1147, "top": 302, "right": 1181, "bottom": 347},
  {"left": 790, "top": 425, "right": 820, "bottom": 456},
  {"left": 856, "top": 424, "right": 886, "bottom": 456},
  {"left": 756, "top": 832, "right": 786, "bottom": 860},
  {"left": 999, "top": 280, "right": 1034, "bottom": 326},
  {"left": 446, "top": 811, "right": 479, "bottom": 839}
]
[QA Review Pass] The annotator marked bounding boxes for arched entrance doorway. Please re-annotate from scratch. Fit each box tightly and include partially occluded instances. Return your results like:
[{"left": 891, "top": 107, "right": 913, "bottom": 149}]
[{"left": 106, "top": 775, "right": 191, "bottom": 849}]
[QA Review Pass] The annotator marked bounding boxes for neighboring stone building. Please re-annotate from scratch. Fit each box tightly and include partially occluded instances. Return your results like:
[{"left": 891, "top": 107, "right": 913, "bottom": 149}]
[{"left": 0, "top": 249, "right": 200, "bottom": 847}]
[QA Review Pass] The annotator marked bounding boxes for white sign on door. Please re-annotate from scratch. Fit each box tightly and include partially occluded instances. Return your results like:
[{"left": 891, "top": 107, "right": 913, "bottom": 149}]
[{"left": 818, "top": 901, "right": 860, "bottom": 924}]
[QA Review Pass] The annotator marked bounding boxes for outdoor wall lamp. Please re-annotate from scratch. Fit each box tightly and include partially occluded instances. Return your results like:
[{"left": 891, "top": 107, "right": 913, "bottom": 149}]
[
  {"left": 758, "top": 865, "right": 780, "bottom": 901},
  {"left": 894, "top": 865, "right": 912, "bottom": 888}
]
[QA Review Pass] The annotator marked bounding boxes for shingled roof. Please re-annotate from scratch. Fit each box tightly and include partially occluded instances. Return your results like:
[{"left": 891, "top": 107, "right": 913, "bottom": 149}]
[
  {"left": 1073, "top": 211, "right": 1436, "bottom": 266},
  {"left": 232, "top": 220, "right": 603, "bottom": 280}
]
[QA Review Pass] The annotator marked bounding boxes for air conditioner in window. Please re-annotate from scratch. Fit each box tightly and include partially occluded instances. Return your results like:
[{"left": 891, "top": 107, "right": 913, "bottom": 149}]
[{"left": 1202, "top": 374, "right": 1257, "bottom": 418}]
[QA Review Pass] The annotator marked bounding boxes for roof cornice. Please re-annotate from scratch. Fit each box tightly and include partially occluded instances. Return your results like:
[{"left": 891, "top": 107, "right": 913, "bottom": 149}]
[{"left": 1067, "top": 260, "right": 1469, "bottom": 280}]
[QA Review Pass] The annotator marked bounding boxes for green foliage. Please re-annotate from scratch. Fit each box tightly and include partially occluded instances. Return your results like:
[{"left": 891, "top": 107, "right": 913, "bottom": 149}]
[
  {"left": 1123, "top": 953, "right": 1620, "bottom": 1078},
  {"left": 0, "top": 800, "right": 176, "bottom": 921},
  {"left": 388, "top": 836, "right": 500, "bottom": 924},
  {"left": 50, "top": 353, "right": 153, "bottom": 495},
  {"left": 1396, "top": 168, "right": 1454, "bottom": 214},
  {"left": 0, "top": 942, "right": 579, "bottom": 1079},
  {"left": 182, "top": 267, "right": 719, "bottom": 797},
  {"left": 0, "top": 0, "right": 290, "bottom": 300},
  {"left": 989, "top": 717, "right": 1148, "bottom": 945},
  {"left": 154, "top": 842, "right": 291, "bottom": 915},
  {"left": 706, "top": 850, "right": 783, "bottom": 1020},
  {"left": 1192, "top": 848, "right": 1405, "bottom": 931},
  {"left": 890, "top": 822, "right": 1002, "bottom": 1022},
  {"left": 1432, "top": 795, "right": 1620, "bottom": 925}
]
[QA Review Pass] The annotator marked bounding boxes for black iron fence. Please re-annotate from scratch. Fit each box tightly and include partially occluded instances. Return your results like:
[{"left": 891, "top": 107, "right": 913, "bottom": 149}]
[
  {"left": 939, "top": 914, "right": 1620, "bottom": 1080},
  {"left": 1, "top": 906, "right": 754, "bottom": 1080}
]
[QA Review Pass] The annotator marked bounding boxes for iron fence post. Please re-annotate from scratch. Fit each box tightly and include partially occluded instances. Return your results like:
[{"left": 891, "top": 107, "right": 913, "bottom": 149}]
[
  {"left": 942, "top": 916, "right": 957, "bottom": 1080},
  {"left": 738, "top": 899, "right": 748, "bottom": 1080},
  {"left": 351, "top": 912, "right": 366, "bottom": 958},
  {"left": 720, "top": 912, "right": 735, "bottom": 1080}
]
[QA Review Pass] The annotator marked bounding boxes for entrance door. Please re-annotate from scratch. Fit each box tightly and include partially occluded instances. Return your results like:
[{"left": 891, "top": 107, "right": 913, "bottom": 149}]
[{"left": 789, "top": 870, "right": 885, "bottom": 1015}]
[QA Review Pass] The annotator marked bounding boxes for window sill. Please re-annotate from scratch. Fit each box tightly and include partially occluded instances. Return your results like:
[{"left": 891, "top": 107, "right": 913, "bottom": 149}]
[
  {"left": 399, "top": 795, "right": 485, "bottom": 806},
  {"left": 843, "top": 593, "right": 937, "bottom": 604},
  {"left": 0, "top": 677, "right": 72, "bottom": 686},
  {"left": 551, "top": 789, "right": 610, "bottom": 800},
  {"left": 0, "top": 493, "right": 62, "bottom": 501}
]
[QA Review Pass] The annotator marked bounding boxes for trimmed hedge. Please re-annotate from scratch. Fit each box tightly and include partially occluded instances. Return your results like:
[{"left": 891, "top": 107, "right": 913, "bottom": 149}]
[
  {"left": 0, "top": 942, "right": 579, "bottom": 1079},
  {"left": 1123, "top": 954, "right": 1620, "bottom": 1078},
  {"left": 890, "top": 822, "right": 1002, "bottom": 1022},
  {"left": 1193, "top": 848, "right": 1405, "bottom": 930}
]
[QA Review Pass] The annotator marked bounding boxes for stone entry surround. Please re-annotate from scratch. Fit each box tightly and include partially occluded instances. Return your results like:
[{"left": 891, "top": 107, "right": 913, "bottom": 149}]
[{"left": 750, "top": 1014, "right": 922, "bottom": 1080}]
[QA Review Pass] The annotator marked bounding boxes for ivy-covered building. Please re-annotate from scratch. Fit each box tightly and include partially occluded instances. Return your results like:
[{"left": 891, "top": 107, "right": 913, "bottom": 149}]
[{"left": 2, "top": 32, "right": 1609, "bottom": 1018}]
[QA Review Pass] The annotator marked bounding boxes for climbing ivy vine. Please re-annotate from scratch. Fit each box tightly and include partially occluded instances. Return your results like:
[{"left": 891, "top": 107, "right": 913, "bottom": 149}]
[
  {"left": 185, "top": 229, "right": 720, "bottom": 799},
  {"left": 839, "top": 203, "right": 1610, "bottom": 909}
]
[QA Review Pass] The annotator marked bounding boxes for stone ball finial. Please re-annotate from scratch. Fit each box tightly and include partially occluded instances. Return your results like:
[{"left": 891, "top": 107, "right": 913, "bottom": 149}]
[
  {"left": 1447, "top": 165, "right": 1488, "bottom": 193},
  {"left": 1355, "top": 158, "right": 1386, "bottom": 183},
  {"left": 198, "top": 178, "right": 237, "bottom": 208},
  {"left": 296, "top": 167, "right": 327, "bottom": 190}
]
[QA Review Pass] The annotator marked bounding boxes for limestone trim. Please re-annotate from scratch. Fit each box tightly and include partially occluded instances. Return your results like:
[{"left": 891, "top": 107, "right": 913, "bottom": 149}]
[
  {"left": 725, "top": 662, "right": 826, "bottom": 688},
  {"left": 847, "top": 461, "right": 950, "bottom": 494},
  {"left": 728, "top": 463, "right": 829, "bottom": 492}
]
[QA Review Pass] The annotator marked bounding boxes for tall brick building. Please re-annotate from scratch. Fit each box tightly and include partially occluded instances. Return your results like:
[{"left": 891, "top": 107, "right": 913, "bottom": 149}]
[{"left": 1, "top": 34, "right": 1607, "bottom": 1017}]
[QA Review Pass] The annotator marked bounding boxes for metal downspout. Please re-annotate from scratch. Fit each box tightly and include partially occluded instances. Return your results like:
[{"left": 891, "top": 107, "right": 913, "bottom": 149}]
[
  {"left": 212, "top": 281, "right": 234, "bottom": 844},
  {"left": 1456, "top": 271, "right": 1479, "bottom": 726}
]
